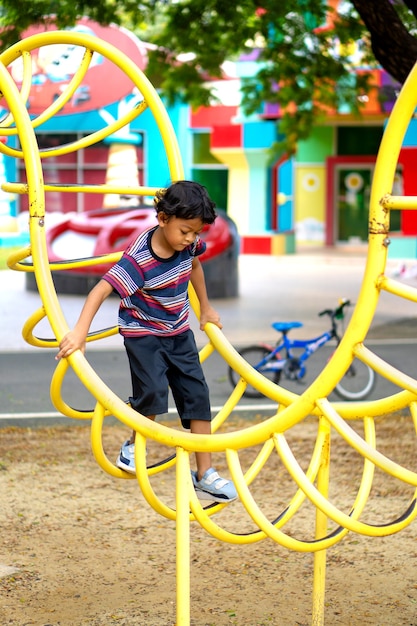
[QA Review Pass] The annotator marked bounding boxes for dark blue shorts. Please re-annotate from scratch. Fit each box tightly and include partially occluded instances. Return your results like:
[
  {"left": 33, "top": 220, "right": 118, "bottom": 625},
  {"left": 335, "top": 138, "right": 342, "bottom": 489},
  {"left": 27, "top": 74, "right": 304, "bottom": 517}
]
[{"left": 123, "top": 330, "right": 211, "bottom": 429}]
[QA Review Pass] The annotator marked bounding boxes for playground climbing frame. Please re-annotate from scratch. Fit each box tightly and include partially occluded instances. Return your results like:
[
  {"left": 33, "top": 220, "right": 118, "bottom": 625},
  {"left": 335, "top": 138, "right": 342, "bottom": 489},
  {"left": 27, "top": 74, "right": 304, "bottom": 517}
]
[{"left": 3, "top": 31, "right": 417, "bottom": 626}]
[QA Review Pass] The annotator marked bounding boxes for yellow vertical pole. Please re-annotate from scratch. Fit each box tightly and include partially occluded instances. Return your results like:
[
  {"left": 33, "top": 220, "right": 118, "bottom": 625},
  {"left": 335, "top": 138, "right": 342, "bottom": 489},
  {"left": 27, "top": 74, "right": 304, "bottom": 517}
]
[
  {"left": 176, "top": 446, "right": 191, "bottom": 626},
  {"left": 312, "top": 418, "right": 331, "bottom": 626}
]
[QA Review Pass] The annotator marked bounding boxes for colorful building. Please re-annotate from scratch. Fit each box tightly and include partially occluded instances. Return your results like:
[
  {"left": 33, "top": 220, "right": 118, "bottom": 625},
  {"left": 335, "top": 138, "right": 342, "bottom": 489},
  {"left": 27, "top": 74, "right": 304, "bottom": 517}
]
[
  {"left": 188, "top": 49, "right": 411, "bottom": 256},
  {"left": 1, "top": 13, "right": 417, "bottom": 258}
]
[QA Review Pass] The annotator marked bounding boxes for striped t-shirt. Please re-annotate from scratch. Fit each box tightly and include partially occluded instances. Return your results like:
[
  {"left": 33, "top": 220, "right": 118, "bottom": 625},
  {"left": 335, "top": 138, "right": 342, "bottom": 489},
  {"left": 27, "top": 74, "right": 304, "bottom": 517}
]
[{"left": 103, "top": 226, "right": 206, "bottom": 337}]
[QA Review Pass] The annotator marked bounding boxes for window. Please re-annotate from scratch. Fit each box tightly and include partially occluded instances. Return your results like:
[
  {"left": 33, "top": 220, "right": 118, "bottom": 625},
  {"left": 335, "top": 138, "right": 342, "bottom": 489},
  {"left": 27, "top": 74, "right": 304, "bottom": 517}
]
[
  {"left": 192, "top": 132, "right": 228, "bottom": 210},
  {"left": 18, "top": 132, "right": 144, "bottom": 213}
]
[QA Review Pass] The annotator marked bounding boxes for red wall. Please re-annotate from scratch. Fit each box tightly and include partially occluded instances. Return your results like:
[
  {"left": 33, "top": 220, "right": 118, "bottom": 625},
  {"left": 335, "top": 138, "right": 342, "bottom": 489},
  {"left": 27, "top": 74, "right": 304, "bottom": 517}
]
[{"left": 399, "top": 148, "right": 417, "bottom": 235}]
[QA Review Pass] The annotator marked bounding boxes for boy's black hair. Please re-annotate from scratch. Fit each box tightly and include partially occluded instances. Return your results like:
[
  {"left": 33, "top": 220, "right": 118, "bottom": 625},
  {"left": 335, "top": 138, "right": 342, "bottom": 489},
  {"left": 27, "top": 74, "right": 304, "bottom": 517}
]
[{"left": 154, "top": 180, "right": 217, "bottom": 224}]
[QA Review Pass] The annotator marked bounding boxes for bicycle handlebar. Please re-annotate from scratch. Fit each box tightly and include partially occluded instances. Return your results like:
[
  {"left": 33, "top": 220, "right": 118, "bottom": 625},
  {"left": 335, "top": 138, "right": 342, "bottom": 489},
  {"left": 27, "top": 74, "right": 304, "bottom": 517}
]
[{"left": 318, "top": 298, "right": 351, "bottom": 321}]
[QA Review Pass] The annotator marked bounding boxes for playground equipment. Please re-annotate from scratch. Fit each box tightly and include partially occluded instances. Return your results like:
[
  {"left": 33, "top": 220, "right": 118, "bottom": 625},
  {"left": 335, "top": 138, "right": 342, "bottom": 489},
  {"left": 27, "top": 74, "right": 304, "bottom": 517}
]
[{"left": 3, "top": 31, "right": 417, "bottom": 626}]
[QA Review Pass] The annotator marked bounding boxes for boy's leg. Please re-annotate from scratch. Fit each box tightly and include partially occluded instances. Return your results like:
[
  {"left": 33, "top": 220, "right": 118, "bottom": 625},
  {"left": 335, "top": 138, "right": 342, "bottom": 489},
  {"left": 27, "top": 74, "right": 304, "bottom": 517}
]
[
  {"left": 117, "top": 416, "right": 156, "bottom": 473},
  {"left": 119, "top": 336, "right": 170, "bottom": 473},
  {"left": 190, "top": 419, "right": 212, "bottom": 480},
  {"left": 190, "top": 418, "right": 238, "bottom": 503},
  {"left": 166, "top": 332, "right": 237, "bottom": 502},
  {"left": 129, "top": 414, "right": 156, "bottom": 444}
]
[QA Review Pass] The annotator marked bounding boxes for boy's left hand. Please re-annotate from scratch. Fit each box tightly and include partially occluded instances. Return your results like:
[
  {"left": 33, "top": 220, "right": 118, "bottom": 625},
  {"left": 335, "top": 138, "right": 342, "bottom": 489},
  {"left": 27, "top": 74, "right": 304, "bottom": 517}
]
[{"left": 199, "top": 305, "right": 222, "bottom": 331}]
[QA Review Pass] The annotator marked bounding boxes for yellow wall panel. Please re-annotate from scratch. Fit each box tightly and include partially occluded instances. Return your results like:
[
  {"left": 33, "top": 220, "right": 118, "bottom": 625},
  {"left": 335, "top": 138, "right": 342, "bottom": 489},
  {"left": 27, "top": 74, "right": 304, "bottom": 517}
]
[{"left": 294, "top": 165, "right": 326, "bottom": 243}]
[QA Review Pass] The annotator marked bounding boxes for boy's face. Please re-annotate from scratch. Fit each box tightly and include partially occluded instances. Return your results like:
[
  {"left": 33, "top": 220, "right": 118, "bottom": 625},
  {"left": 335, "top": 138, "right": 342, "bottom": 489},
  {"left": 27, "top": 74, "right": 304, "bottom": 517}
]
[{"left": 157, "top": 214, "right": 204, "bottom": 252}]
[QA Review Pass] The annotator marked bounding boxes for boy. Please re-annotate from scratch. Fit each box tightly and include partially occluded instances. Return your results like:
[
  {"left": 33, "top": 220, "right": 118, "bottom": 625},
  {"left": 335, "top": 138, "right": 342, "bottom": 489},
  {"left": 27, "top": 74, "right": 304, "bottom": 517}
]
[{"left": 56, "top": 180, "right": 237, "bottom": 503}]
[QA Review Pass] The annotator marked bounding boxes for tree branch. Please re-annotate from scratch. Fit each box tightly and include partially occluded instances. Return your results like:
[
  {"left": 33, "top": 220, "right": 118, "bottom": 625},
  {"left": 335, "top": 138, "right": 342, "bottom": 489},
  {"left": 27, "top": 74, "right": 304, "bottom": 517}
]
[{"left": 352, "top": 0, "right": 417, "bottom": 83}]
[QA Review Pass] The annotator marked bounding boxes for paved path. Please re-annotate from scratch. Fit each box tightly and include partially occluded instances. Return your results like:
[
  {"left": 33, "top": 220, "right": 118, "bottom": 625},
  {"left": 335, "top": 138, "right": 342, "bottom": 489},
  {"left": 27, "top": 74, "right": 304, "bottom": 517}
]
[
  {"left": 1, "top": 249, "right": 416, "bottom": 354},
  {"left": 1, "top": 248, "right": 417, "bottom": 427}
]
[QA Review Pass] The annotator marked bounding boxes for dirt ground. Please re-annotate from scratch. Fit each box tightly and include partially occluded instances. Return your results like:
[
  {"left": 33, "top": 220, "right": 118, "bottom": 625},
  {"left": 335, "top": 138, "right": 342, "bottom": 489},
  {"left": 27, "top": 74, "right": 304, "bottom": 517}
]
[{"left": 1, "top": 414, "right": 417, "bottom": 626}]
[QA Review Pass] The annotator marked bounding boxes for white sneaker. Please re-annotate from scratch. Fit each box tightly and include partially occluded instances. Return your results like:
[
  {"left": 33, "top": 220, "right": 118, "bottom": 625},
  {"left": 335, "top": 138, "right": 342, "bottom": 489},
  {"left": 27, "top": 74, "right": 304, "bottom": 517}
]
[
  {"left": 116, "top": 440, "right": 136, "bottom": 474},
  {"left": 192, "top": 468, "right": 237, "bottom": 503}
]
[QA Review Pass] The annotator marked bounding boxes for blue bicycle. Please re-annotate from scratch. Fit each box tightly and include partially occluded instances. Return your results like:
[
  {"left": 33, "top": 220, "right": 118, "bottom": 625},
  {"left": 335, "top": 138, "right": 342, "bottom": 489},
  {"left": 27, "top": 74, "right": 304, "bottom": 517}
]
[{"left": 228, "top": 299, "right": 375, "bottom": 401}]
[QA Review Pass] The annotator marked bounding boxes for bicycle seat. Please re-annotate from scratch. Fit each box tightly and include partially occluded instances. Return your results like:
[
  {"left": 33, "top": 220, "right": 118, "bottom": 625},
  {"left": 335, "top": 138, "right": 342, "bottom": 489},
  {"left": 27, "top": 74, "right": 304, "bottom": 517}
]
[{"left": 272, "top": 321, "right": 303, "bottom": 333}]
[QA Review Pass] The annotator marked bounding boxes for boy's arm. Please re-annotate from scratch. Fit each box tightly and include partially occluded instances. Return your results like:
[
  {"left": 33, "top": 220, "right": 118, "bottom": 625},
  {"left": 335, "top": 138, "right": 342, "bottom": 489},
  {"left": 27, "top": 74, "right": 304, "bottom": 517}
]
[
  {"left": 56, "top": 279, "right": 114, "bottom": 359},
  {"left": 190, "top": 257, "right": 222, "bottom": 331}
]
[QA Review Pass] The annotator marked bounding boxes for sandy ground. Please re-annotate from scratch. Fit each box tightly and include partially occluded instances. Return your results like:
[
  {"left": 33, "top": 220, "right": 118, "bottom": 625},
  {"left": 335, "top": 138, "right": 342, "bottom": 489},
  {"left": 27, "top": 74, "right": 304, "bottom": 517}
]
[{"left": 1, "top": 414, "right": 417, "bottom": 626}]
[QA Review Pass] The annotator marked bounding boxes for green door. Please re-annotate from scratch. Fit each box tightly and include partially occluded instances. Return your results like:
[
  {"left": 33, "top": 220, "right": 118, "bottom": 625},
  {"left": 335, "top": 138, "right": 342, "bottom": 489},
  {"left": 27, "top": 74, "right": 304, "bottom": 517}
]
[
  {"left": 336, "top": 165, "right": 401, "bottom": 242},
  {"left": 337, "top": 167, "right": 372, "bottom": 242}
]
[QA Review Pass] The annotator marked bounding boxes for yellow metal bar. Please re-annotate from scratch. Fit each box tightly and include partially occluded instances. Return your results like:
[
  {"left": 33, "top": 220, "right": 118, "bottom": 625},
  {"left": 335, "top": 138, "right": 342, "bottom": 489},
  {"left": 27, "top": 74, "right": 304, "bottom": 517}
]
[
  {"left": 312, "top": 418, "right": 331, "bottom": 626},
  {"left": 210, "top": 380, "right": 248, "bottom": 431},
  {"left": 0, "top": 96, "right": 147, "bottom": 159},
  {"left": 90, "top": 403, "right": 135, "bottom": 479},
  {"left": 50, "top": 358, "right": 94, "bottom": 419},
  {"left": 226, "top": 446, "right": 343, "bottom": 551},
  {"left": 0, "top": 51, "right": 33, "bottom": 129},
  {"left": 352, "top": 416, "right": 377, "bottom": 511},
  {"left": 0, "top": 33, "right": 178, "bottom": 166},
  {"left": 6, "top": 245, "right": 32, "bottom": 271},
  {"left": 378, "top": 275, "right": 417, "bottom": 303},
  {"left": 188, "top": 431, "right": 326, "bottom": 549},
  {"left": 31, "top": 48, "right": 94, "bottom": 130},
  {"left": 37, "top": 253, "right": 122, "bottom": 271},
  {"left": 203, "top": 317, "right": 299, "bottom": 406},
  {"left": 381, "top": 194, "right": 417, "bottom": 210},
  {"left": 317, "top": 398, "right": 417, "bottom": 490},
  {"left": 275, "top": 420, "right": 417, "bottom": 537},
  {"left": 1, "top": 29, "right": 188, "bottom": 443},
  {"left": 187, "top": 431, "right": 322, "bottom": 548},
  {"left": 3, "top": 182, "right": 159, "bottom": 195},
  {"left": 0, "top": 49, "right": 93, "bottom": 139},
  {"left": 176, "top": 447, "right": 191, "bottom": 625},
  {"left": 198, "top": 340, "right": 215, "bottom": 363},
  {"left": 21, "top": 303, "right": 118, "bottom": 349},
  {"left": 354, "top": 343, "right": 417, "bottom": 393}
]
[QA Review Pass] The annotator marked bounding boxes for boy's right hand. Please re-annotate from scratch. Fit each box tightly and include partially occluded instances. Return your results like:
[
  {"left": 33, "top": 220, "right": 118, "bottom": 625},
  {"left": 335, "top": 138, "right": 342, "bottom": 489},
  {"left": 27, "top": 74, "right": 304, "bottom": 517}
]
[
  {"left": 55, "top": 279, "right": 112, "bottom": 360},
  {"left": 56, "top": 330, "right": 86, "bottom": 360}
]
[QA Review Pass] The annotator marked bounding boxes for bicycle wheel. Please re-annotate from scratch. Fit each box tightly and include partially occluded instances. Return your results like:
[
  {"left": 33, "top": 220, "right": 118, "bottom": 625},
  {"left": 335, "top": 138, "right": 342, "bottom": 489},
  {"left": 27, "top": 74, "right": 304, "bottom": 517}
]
[
  {"left": 228, "top": 346, "right": 282, "bottom": 398},
  {"left": 334, "top": 359, "right": 376, "bottom": 400}
]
